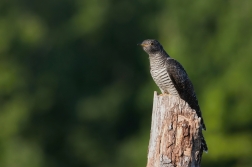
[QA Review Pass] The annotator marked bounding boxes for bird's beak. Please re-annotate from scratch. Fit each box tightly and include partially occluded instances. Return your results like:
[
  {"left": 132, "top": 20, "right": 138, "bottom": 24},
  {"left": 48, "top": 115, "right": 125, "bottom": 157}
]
[{"left": 137, "top": 43, "right": 148, "bottom": 47}]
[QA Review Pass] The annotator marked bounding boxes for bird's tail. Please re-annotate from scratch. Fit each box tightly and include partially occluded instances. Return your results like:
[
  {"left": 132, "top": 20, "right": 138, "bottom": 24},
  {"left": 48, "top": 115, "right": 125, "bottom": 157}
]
[
  {"left": 201, "top": 118, "right": 206, "bottom": 131},
  {"left": 201, "top": 136, "right": 208, "bottom": 153}
]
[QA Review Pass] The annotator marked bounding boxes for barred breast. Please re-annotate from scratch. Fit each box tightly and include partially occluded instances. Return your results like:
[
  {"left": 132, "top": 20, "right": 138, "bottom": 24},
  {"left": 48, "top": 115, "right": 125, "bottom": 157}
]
[{"left": 150, "top": 57, "right": 179, "bottom": 96}]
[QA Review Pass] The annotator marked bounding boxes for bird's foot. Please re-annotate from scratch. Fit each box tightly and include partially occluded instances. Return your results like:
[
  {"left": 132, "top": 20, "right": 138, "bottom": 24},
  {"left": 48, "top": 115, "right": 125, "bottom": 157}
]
[{"left": 159, "top": 92, "right": 169, "bottom": 96}]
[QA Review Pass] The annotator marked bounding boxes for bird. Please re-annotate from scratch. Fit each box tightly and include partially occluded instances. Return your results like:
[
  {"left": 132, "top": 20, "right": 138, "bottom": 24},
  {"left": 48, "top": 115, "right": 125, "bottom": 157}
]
[{"left": 139, "top": 39, "right": 207, "bottom": 152}]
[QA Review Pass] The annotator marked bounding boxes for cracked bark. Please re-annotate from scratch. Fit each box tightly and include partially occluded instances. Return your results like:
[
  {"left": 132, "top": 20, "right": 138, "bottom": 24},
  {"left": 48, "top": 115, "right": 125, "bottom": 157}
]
[{"left": 146, "top": 92, "right": 204, "bottom": 167}]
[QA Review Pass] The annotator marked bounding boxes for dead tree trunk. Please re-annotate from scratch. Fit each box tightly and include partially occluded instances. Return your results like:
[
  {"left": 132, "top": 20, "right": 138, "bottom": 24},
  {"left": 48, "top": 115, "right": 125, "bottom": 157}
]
[{"left": 146, "top": 91, "right": 203, "bottom": 167}]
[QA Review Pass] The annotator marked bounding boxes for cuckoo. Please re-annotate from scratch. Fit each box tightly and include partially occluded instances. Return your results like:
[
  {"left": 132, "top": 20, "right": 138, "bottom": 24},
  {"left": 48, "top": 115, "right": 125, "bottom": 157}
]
[{"left": 139, "top": 39, "right": 208, "bottom": 152}]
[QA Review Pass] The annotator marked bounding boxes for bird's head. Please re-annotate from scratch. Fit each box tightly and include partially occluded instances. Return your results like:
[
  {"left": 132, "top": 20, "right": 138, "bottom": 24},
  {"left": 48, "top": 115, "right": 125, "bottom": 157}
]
[{"left": 138, "top": 39, "right": 163, "bottom": 54}]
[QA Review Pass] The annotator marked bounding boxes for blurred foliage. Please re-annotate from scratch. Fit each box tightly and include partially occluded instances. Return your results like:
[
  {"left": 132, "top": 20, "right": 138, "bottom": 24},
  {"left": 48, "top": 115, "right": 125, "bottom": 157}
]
[{"left": 0, "top": 0, "right": 252, "bottom": 167}]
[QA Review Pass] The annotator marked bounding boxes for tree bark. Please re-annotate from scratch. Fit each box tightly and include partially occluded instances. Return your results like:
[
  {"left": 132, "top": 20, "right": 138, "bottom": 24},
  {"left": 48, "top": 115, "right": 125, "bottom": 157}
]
[{"left": 146, "top": 91, "right": 203, "bottom": 167}]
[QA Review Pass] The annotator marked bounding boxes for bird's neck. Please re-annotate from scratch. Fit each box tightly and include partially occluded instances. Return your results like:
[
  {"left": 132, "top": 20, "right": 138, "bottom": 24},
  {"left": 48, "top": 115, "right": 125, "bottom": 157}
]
[{"left": 149, "top": 50, "right": 170, "bottom": 68}]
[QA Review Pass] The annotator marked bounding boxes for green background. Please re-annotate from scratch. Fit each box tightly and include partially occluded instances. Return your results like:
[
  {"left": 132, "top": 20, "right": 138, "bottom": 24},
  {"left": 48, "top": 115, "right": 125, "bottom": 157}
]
[{"left": 0, "top": 0, "right": 252, "bottom": 167}]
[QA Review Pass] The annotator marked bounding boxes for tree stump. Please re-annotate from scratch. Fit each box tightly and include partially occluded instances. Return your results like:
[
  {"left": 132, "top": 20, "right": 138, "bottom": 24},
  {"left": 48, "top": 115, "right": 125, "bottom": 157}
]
[{"left": 146, "top": 91, "right": 204, "bottom": 167}]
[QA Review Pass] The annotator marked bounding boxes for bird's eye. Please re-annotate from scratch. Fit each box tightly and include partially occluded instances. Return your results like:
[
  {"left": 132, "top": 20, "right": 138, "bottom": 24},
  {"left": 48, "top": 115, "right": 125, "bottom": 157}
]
[{"left": 150, "top": 42, "right": 154, "bottom": 45}]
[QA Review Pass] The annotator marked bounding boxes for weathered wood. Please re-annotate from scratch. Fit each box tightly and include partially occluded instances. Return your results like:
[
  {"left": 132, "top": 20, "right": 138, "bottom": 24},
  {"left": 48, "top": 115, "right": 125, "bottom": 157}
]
[{"left": 146, "top": 91, "right": 203, "bottom": 167}]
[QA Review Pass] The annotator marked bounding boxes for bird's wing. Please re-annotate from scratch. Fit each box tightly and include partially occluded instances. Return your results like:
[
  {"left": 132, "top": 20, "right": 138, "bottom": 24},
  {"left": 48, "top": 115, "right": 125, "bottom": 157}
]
[{"left": 166, "top": 58, "right": 206, "bottom": 130}]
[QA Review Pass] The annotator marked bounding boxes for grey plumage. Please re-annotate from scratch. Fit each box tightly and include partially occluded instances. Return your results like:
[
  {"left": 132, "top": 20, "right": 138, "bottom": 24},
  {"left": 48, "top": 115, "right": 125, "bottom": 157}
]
[{"left": 139, "top": 39, "right": 207, "bottom": 152}]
